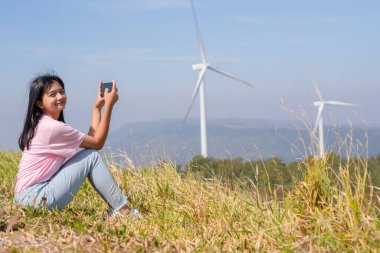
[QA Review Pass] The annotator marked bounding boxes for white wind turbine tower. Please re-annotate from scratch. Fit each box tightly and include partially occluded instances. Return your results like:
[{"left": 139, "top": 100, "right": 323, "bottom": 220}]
[
  {"left": 184, "top": 0, "right": 254, "bottom": 158},
  {"left": 313, "top": 83, "right": 357, "bottom": 157}
]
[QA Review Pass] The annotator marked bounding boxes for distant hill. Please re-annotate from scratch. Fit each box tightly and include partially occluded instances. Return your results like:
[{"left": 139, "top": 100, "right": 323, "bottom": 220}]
[{"left": 107, "top": 118, "right": 380, "bottom": 166}]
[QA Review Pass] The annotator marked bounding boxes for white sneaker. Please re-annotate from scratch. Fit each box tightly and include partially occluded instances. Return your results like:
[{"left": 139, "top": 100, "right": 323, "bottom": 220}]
[{"left": 107, "top": 208, "right": 142, "bottom": 220}]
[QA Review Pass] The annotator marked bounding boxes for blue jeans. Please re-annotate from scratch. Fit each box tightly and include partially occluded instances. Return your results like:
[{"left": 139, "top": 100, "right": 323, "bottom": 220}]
[{"left": 14, "top": 149, "right": 128, "bottom": 212}]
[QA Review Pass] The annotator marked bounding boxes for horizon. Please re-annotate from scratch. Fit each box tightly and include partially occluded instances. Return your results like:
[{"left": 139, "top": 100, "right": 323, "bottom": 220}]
[{"left": 118, "top": 116, "right": 380, "bottom": 126}]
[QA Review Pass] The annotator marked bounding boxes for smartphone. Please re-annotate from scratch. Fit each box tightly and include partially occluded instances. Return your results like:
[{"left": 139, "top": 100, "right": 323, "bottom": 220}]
[{"left": 101, "top": 82, "right": 113, "bottom": 97}]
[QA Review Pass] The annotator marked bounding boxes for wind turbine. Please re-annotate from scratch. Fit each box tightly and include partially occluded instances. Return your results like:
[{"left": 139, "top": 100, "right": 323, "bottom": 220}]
[
  {"left": 184, "top": 0, "right": 254, "bottom": 158},
  {"left": 313, "top": 83, "right": 357, "bottom": 157}
]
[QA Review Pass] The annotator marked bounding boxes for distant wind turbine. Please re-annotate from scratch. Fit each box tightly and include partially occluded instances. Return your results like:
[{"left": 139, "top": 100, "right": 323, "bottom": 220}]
[
  {"left": 184, "top": 0, "right": 254, "bottom": 158},
  {"left": 313, "top": 83, "right": 357, "bottom": 157}
]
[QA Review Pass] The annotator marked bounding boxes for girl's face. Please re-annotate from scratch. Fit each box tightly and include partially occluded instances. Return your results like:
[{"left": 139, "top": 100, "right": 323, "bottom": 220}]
[{"left": 37, "top": 81, "right": 67, "bottom": 120}]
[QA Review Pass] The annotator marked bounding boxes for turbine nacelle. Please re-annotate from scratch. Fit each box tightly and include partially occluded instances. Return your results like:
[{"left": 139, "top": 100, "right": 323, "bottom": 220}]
[{"left": 192, "top": 63, "right": 209, "bottom": 71}]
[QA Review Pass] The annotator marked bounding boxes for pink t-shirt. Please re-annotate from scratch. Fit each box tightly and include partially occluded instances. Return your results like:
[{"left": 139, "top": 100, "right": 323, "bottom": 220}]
[{"left": 15, "top": 115, "right": 86, "bottom": 195}]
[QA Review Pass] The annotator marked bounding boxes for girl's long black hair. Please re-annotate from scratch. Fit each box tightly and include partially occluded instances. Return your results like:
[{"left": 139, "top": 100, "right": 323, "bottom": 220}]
[{"left": 18, "top": 73, "right": 66, "bottom": 151}]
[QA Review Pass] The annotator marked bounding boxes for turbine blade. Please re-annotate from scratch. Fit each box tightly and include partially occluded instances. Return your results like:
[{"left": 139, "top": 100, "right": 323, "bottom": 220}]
[
  {"left": 324, "top": 101, "right": 357, "bottom": 107},
  {"left": 314, "top": 104, "right": 324, "bottom": 132},
  {"left": 309, "top": 66, "right": 324, "bottom": 101},
  {"left": 313, "top": 79, "right": 324, "bottom": 101},
  {"left": 190, "top": 0, "right": 207, "bottom": 63},
  {"left": 184, "top": 67, "right": 208, "bottom": 122},
  {"left": 208, "top": 65, "right": 253, "bottom": 87}
]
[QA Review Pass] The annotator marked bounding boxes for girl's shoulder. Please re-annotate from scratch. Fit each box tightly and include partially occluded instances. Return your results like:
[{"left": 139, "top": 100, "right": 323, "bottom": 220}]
[
  {"left": 39, "top": 115, "right": 76, "bottom": 135},
  {"left": 39, "top": 115, "right": 65, "bottom": 129},
  {"left": 38, "top": 115, "right": 82, "bottom": 143},
  {"left": 42, "top": 115, "right": 79, "bottom": 135}
]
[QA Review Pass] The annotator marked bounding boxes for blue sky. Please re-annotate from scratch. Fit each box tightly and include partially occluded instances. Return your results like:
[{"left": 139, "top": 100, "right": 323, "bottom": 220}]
[{"left": 1, "top": 0, "right": 379, "bottom": 150}]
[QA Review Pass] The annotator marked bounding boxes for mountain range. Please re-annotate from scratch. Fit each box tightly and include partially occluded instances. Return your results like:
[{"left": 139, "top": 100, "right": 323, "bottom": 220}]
[{"left": 107, "top": 118, "right": 380, "bottom": 166}]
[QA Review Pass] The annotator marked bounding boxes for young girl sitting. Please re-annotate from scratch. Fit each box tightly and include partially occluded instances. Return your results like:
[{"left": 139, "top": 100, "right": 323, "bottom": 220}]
[{"left": 14, "top": 73, "right": 134, "bottom": 217}]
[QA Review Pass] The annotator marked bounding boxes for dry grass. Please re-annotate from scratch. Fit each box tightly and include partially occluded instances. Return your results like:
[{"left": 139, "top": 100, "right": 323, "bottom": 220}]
[{"left": 1, "top": 150, "right": 380, "bottom": 252}]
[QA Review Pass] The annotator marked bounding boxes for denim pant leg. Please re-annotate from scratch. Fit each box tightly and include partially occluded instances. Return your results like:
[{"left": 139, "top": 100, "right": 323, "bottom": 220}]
[
  {"left": 14, "top": 182, "right": 49, "bottom": 209},
  {"left": 17, "top": 149, "right": 128, "bottom": 211}
]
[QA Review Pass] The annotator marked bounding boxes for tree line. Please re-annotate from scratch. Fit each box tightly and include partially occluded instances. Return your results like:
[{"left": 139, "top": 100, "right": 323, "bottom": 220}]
[{"left": 184, "top": 153, "right": 380, "bottom": 189}]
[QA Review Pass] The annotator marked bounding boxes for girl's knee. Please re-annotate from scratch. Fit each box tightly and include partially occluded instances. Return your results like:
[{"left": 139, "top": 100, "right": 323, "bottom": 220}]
[
  {"left": 72, "top": 149, "right": 104, "bottom": 166},
  {"left": 80, "top": 148, "right": 101, "bottom": 158},
  {"left": 85, "top": 149, "right": 105, "bottom": 164}
]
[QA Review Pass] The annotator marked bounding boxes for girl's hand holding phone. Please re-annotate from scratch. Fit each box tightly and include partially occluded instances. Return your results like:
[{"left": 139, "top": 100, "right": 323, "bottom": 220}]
[{"left": 103, "top": 80, "right": 118, "bottom": 107}]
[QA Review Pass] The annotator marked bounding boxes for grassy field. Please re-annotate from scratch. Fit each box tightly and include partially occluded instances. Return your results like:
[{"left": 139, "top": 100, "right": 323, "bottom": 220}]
[{"left": 1, "top": 150, "right": 380, "bottom": 252}]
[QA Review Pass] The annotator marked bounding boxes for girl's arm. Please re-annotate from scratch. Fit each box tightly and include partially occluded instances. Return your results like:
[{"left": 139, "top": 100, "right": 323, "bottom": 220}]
[
  {"left": 87, "top": 81, "right": 104, "bottom": 137},
  {"left": 80, "top": 81, "right": 118, "bottom": 150}
]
